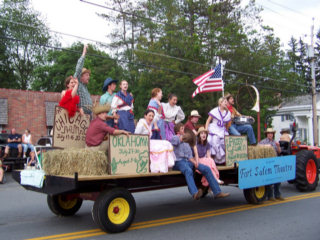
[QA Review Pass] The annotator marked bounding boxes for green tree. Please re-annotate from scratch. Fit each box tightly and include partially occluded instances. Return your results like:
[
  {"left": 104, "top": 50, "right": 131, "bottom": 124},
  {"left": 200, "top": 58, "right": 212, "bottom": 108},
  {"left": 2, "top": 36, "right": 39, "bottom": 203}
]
[
  {"left": 0, "top": 0, "right": 51, "bottom": 89},
  {"left": 99, "top": 0, "right": 305, "bottom": 125},
  {"left": 32, "top": 42, "right": 124, "bottom": 95}
]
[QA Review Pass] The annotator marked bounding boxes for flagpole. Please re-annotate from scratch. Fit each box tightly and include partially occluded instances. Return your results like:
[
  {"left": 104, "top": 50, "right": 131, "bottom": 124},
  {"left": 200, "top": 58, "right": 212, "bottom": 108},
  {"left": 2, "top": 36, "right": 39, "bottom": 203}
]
[{"left": 221, "top": 60, "right": 224, "bottom": 97}]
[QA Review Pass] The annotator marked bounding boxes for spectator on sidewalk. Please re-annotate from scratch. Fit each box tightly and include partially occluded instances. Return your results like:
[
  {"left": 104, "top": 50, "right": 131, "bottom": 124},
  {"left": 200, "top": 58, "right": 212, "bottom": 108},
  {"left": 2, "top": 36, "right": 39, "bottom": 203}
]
[
  {"left": 3, "top": 128, "right": 22, "bottom": 159},
  {"left": 22, "top": 129, "right": 36, "bottom": 163}
]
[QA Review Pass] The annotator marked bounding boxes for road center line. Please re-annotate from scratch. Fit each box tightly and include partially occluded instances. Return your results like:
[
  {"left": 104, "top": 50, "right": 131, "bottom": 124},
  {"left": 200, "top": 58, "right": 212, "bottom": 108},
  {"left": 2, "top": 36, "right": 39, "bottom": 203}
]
[{"left": 26, "top": 192, "right": 320, "bottom": 240}]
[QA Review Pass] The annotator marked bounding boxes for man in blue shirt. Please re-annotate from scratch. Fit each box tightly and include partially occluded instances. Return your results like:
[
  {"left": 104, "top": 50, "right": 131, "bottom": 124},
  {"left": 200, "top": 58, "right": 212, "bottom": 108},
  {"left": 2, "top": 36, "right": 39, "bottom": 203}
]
[
  {"left": 170, "top": 123, "right": 230, "bottom": 200},
  {"left": 3, "top": 128, "right": 22, "bottom": 158}
]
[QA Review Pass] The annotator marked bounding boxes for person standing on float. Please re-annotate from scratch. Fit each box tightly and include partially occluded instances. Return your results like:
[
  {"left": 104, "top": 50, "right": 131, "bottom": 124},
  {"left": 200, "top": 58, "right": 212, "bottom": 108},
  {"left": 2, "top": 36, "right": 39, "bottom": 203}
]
[{"left": 111, "top": 80, "right": 135, "bottom": 133}]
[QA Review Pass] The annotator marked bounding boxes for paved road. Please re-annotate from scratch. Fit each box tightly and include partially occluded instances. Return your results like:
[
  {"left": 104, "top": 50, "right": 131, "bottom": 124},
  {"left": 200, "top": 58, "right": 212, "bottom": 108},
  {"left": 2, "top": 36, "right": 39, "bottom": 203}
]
[{"left": 1, "top": 173, "right": 320, "bottom": 240}]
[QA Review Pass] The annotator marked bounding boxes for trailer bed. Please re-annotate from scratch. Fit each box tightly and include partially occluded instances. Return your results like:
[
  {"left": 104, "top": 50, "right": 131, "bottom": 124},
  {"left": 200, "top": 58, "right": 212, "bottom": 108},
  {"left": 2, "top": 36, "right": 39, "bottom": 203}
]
[{"left": 12, "top": 166, "right": 238, "bottom": 196}]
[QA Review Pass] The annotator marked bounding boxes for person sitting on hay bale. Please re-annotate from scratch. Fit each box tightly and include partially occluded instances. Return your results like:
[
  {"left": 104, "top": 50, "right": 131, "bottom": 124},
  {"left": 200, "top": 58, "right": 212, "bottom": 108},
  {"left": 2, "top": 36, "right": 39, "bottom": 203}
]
[{"left": 85, "top": 104, "right": 130, "bottom": 152}]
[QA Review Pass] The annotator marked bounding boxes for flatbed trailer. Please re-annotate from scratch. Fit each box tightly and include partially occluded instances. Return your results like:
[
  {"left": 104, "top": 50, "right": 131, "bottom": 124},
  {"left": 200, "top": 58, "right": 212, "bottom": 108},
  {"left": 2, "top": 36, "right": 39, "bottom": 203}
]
[
  {"left": 12, "top": 152, "right": 308, "bottom": 234},
  {"left": 12, "top": 165, "right": 243, "bottom": 233}
]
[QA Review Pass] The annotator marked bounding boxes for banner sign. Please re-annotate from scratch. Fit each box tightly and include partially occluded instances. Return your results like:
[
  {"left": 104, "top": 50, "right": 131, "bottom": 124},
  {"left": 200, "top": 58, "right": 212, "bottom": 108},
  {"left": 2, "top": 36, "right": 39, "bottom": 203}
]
[
  {"left": 238, "top": 155, "right": 296, "bottom": 189},
  {"left": 53, "top": 106, "right": 90, "bottom": 148},
  {"left": 109, "top": 134, "right": 150, "bottom": 175},
  {"left": 225, "top": 135, "right": 248, "bottom": 166}
]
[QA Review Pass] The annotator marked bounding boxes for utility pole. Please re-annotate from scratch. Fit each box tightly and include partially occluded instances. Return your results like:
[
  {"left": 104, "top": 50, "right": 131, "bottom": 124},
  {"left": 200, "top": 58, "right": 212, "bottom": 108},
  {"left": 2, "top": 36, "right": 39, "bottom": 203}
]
[{"left": 309, "top": 18, "right": 318, "bottom": 146}]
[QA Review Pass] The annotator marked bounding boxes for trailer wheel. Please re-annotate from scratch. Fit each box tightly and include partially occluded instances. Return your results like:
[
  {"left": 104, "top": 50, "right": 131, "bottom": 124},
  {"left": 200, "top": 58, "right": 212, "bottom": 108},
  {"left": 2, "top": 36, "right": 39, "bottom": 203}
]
[
  {"left": 243, "top": 186, "right": 266, "bottom": 204},
  {"left": 295, "top": 150, "right": 319, "bottom": 191},
  {"left": 92, "top": 188, "right": 136, "bottom": 233},
  {"left": 47, "top": 194, "right": 83, "bottom": 216}
]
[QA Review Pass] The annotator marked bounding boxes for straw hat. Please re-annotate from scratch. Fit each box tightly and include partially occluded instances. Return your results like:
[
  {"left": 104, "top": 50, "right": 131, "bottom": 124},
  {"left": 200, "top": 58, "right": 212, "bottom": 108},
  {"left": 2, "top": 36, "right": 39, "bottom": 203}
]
[
  {"left": 81, "top": 68, "right": 91, "bottom": 76},
  {"left": 197, "top": 126, "right": 208, "bottom": 135},
  {"left": 190, "top": 110, "right": 201, "bottom": 118},
  {"left": 93, "top": 104, "right": 111, "bottom": 115},
  {"left": 265, "top": 128, "right": 276, "bottom": 135}
]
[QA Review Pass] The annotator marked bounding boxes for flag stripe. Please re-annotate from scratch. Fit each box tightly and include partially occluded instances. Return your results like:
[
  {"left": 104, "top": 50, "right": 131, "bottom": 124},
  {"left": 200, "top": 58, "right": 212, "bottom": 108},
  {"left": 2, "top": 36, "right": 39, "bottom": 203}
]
[
  {"left": 193, "top": 70, "right": 215, "bottom": 85},
  {"left": 191, "top": 64, "right": 223, "bottom": 98}
]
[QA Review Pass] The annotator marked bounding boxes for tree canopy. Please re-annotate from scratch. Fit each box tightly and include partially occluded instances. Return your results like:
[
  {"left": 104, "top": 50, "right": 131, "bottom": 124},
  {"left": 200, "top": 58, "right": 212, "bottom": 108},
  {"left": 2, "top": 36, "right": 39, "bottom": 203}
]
[{"left": 0, "top": 0, "right": 319, "bottom": 131}]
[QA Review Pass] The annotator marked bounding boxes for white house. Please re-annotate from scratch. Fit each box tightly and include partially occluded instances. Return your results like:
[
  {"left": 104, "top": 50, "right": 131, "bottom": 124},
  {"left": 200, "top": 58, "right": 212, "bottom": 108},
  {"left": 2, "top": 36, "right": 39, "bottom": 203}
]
[{"left": 271, "top": 93, "right": 320, "bottom": 146}]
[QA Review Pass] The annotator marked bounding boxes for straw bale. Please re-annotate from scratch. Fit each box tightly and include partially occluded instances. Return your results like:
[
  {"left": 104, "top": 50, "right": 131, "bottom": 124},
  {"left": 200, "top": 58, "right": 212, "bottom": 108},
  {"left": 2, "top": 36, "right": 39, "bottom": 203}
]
[
  {"left": 42, "top": 148, "right": 108, "bottom": 176},
  {"left": 248, "top": 145, "right": 277, "bottom": 160}
]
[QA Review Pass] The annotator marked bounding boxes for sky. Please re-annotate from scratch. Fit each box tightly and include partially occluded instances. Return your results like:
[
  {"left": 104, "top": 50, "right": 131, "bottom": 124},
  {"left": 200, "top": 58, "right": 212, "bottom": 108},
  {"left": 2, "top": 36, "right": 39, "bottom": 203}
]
[{"left": 30, "top": 0, "right": 320, "bottom": 50}]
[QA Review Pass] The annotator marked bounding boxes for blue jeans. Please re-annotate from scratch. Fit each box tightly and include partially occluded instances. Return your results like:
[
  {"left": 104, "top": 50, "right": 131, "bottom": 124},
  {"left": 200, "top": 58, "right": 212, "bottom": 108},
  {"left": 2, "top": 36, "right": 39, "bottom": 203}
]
[
  {"left": 23, "top": 143, "right": 35, "bottom": 153},
  {"left": 229, "top": 124, "right": 256, "bottom": 145},
  {"left": 173, "top": 158, "right": 221, "bottom": 196},
  {"left": 267, "top": 183, "right": 281, "bottom": 198}
]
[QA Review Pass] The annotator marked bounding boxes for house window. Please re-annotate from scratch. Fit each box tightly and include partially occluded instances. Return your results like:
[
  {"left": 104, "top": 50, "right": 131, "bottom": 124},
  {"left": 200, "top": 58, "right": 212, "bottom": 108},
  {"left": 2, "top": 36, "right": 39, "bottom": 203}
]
[
  {"left": 281, "top": 115, "right": 294, "bottom": 122},
  {"left": 297, "top": 128, "right": 307, "bottom": 144}
]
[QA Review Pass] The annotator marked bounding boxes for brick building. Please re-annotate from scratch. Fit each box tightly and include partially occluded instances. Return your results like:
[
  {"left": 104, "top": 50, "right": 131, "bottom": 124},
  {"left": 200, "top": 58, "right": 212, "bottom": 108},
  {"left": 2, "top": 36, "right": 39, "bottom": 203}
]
[{"left": 0, "top": 88, "right": 99, "bottom": 143}]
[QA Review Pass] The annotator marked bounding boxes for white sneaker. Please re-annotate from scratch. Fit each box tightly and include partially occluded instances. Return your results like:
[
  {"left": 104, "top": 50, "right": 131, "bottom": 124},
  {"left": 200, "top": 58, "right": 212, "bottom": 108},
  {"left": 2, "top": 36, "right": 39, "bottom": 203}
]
[{"left": 218, "top": 179, "right": 224, "bottom": 185}]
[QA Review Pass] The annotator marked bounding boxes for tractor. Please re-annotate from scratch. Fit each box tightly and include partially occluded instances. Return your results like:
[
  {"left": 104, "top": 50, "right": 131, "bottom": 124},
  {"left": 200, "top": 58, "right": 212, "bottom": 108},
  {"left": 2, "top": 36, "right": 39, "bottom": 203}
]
[{"left": 265, "top": 114, "right": 320, "bottom": 191}]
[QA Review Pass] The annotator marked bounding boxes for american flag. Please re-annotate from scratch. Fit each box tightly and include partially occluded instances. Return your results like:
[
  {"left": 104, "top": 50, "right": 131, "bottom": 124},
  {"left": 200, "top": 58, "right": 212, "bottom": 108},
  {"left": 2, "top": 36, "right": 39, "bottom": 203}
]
[{"left": 191, "top": 64, "right": 223, "bottom": 98}]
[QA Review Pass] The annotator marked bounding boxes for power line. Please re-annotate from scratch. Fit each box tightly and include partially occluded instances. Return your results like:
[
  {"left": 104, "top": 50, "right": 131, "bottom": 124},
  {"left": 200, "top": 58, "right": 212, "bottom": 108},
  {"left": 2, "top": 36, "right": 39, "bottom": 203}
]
[
  {"left": 1, "top": 17, "right": 308, "bottom": 89},
  {"left": 134, "top": 48, "right": 308, "bottom": 89},
  {"left": 79, "top": 0, "right": 172, "bottom": 27},
  {"left": 267, "top": 0, "right": 309, "bottom": 18},
  {"left": 0, "top": 17, "right": 109, "bottom": 47},
  {"left": 0, "top": 35, "right": 307, "bottom": 95}
]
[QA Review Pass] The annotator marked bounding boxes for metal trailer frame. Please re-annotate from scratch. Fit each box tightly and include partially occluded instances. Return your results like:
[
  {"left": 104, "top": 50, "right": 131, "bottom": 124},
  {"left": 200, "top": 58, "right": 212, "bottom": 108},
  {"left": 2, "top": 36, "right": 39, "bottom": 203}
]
[{"left": 12, "top": 166, "right": 240, "bottom": 233}]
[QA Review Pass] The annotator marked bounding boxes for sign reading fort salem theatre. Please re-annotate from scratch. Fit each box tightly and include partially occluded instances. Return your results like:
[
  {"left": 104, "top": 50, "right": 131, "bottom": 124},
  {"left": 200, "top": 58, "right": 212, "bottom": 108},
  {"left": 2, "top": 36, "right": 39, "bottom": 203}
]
[
  {"left": 109, "top": 134, "right": 150, "bottom": 175},
  {"left": 225, "top": 136, "right": 248, "bottom": 166},
  {"left": 238, "top": 155, "right": 296, "bottom": 189},
  {"left": 53, "top": 106, "right": 90, "bottom": 148}
]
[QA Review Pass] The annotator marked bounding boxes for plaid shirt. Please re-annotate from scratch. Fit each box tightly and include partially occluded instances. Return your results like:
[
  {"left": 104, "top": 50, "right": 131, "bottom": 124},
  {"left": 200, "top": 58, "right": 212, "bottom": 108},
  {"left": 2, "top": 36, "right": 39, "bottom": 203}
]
[
  {"left": 74, "top": 56, "right": 92, "bottom": 114},
  {"left": 259, "top": 138, "right": 278, "bottom": 154}
]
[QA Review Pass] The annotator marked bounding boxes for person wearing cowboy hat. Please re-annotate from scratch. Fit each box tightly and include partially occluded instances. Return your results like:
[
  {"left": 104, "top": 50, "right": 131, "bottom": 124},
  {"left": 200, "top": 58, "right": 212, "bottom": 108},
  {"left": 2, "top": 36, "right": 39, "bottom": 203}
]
[
  {"left": 279, "top": 128, "right": 292, "bottom": 142},
  {"left": 259, "top": 127, "right": 284, "bottom": 201},
  {"left": 184, "top": 110, "right": 201, "bottom": 135},
  {"left": 100, "top": 77, "right": 119, "bottom": 127},
  {"left": 74, "top": 44, "right": 92, "bottom": 115},
  {"left": 85, "top": 104, "right": 130, "bottom": 152},
  {"left": 259, "top": 128, "right": 280, "bottom": 155}
]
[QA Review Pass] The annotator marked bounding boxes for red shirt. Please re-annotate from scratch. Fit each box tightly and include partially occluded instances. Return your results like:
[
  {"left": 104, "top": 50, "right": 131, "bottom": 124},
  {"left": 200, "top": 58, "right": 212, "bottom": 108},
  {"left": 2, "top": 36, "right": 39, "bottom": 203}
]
[
  {"left": 85, "top": 118, "right": 115, "bottom": 146},
  {"left": 184, "top": 119, "right": 196, "bottom": 131}
]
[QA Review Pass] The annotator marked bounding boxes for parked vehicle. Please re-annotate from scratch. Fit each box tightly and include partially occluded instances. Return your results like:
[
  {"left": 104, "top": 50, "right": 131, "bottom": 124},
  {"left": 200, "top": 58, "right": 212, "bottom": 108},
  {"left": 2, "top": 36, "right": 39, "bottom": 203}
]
[{"left": 36, "top": 136, "right": 53, "bottom": 147}]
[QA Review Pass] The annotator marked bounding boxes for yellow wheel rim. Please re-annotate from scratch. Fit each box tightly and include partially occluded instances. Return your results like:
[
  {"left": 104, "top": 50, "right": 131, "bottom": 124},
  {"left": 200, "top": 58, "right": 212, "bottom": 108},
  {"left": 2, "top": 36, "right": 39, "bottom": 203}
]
[
  {"left": 254, "top": 186, "right": 265, "bottom": 199},
  {"left": 108, "top": 197, "right": 130, "bottom": 224},
  {"left": 58, "top": 196, "right": 78, "bottom": 210}
]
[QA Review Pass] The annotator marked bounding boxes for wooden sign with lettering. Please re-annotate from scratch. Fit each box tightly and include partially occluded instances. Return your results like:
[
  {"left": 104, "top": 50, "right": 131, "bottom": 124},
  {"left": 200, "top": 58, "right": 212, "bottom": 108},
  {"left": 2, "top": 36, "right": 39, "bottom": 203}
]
[
  {"left": 53, "top": 106, "right": 90, "bottom": 149},
  {"left": 108, "top": 134, "right": 150, "bottom": 175},
  {"left": 225, "top": 135, "right": 248, "bottom": 166}
]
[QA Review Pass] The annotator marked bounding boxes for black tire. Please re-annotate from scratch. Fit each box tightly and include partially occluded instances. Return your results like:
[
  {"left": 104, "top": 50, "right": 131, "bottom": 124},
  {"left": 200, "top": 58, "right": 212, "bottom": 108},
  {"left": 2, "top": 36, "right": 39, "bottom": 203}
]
[
  {"left": 295, "top": 150, "right": 319, "bottom": 191},
  {"left": 47, "top": 194, "right": 83, "bottom": 216},
  {"left": 243, "top": 186, "right": 267, "bottom": 204},
  {"left": 92, "top": 188, "right": 136, "bottom": 233}
]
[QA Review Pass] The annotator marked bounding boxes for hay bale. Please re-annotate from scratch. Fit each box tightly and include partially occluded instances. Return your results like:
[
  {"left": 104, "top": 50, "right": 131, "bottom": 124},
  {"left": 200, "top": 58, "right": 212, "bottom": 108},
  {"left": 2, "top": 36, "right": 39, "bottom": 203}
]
[
  {"left": 42, "top": 148, "right": 108, "bottom": 176},
  {"left": 248, "top": 145, "right": 277, "bottom": 159}
]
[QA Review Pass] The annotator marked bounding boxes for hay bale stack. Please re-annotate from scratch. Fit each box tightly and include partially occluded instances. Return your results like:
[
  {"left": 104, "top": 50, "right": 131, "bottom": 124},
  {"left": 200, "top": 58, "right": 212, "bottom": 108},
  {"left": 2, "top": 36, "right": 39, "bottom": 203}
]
[
  {"left": 42, "top": 148, "right": 108, "bottom": 176},
  {"left": 248, "top": 145, "right": 277, "bottom": 159}
]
